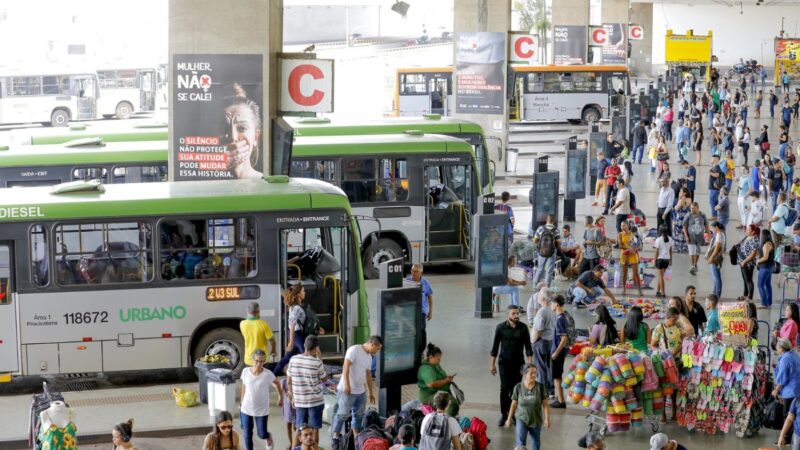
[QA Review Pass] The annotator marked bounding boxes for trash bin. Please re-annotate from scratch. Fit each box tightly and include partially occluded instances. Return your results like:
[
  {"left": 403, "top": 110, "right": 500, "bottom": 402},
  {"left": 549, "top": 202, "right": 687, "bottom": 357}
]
[
  {"left": 194, "top": 360, "right": 230, "bottom": 404},
  {"left": 505, "top": 147, "right": 519, "bottom": 173},
  {"left": 207, "top": 368, "right": 237, "bottom": 417}
]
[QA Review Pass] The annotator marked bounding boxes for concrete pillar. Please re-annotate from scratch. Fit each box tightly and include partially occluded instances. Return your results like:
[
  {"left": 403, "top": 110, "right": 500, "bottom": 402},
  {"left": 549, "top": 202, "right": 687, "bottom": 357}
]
[
  {"left": 552, "top": 0, "right": 590, "bottom": 27},
  {"left": 168, "top": 0, "right": 283, "bottom": 179},
  {"left": 629, "top": 2, "right": 653, "bottom": 77},
  {"left": 453, "top": 0, "right": 511, "bottom": 177},
  {"left": 600, "top": 0, "right": 629, "bottom": 24}
]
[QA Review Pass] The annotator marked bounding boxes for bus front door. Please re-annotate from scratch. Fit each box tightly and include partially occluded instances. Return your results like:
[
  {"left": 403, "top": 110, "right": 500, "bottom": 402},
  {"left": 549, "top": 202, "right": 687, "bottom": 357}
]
[
  {"left": 0, "top": 243, "right": 19, "bottom": 374},
  {"left": 137, "top": 69, "right": 156, "bottom": 112},
  {"left": 73, "top": 76, "right": 97, "bottom": 120},
  {"left": 424, "top": 164, "right": 473, "bottom": 263},
  {"left": 428, "top": 77, "right": 448, "bottom": 116}
]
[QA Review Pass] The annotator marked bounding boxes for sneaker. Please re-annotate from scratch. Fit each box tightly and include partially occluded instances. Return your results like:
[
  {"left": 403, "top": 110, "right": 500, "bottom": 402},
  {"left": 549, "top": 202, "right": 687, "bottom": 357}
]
[
  {"left": 331, "top": 437, "right": 340, "bottom": 449},
  {"left": 690, "top": 266, "right": 697, "bottom": 275},
  {"left": 549, "top": 401, "right": 567, "bottom": 408}
]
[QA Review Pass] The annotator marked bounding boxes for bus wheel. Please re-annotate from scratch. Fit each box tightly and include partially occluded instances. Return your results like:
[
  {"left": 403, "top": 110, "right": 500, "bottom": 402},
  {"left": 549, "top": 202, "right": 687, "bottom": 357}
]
[
  {"left": 115, "top": 102, "right": 134, "bottom": 120},
  {"left": 50, "top": 109, "right": 69, "bottom": 127},
  {"left": 364, "top": 238, "right": 403, "bottom": 279},
  {"left": 192, "top": 328, "right": 244, "bottom": 374},
  {"left": 582, "top": 107, "right": 600, "bottom": 124}
]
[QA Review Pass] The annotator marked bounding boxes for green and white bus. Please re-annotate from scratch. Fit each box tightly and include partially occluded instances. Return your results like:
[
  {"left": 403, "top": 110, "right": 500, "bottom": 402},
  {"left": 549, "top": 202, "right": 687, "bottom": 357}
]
[
  {"left": 0, "top": 177, "right": 368, "bottom": 378},
  {"left": 286, "top": 115, "right": 494, "bottom": 193},
  {"left": 11, "top": 122, "right": 168, "bottom": 146},
  {"left": 289, "top": 133, "right": 481, "bottom": 278},
  {"left": 0, "top": 140, "right": 167, "bottom": 187}
]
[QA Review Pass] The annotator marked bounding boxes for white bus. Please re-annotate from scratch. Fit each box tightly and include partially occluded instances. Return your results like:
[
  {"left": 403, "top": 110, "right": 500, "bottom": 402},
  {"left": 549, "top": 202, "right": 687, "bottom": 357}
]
[
  {"left": 97, "top": 67, "right": 166, "bottom": 118},
  {"left": 509, "top": 65, "right": 630, "bottom": 123},
  {"left": 393, "top": 68, "right": 454, "bottom": 117},
  {"left": 0, "top": 69, "right": 99, "bottom": 127}
]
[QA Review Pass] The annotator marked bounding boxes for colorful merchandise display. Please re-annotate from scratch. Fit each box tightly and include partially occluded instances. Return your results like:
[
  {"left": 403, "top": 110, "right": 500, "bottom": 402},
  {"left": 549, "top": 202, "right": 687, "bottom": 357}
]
[{"left": 675, "top": 337, "right": 768, "bottom": 437}]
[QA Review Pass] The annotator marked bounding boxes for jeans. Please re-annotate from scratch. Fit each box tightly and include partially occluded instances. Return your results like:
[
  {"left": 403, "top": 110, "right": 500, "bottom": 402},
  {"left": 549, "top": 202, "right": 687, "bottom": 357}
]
[
  {"left": 331, "top": 391, "right": 367, "bottom": 434},
  {"left": 573, "top": 286, "right": 604, "bottom": 305},
  {"left": 710, "top": 263, "right": 722, "bottom": 297},
  {"left": 533, "top": 339, "right": 553, "bottom": 395},
  {"left": 758, "top": 266, "right": 774, "bottom": 306},
  {"left": 771, "top": 104, "right": 776, "bottom": 118},
  {"left": 494, "top": 284, "right": 520, "bottom": 306},
  {"left": 709, "top": 189, "right": 720, "bottom": 217},
  {"left": 663, "top": 121, "right": 673, "bottom": 141},
  {"left": 499, "top": 359, "right": 524, "bottom": 420},
  {"left": 781, "top": 143, "right": 789, "bottom": 160},
  {"left": 742, "top": 143, "right": 750, "bottom": 164},
  {"left": 534, "top": 255, "right": 555, "bottom": 287},
  {"left": 742, "top": 108, "right": 748, "bottom": 125},
  {"left": 240, "top": 413, "right": 270, "bottom": 450},
  {"left": 615, "top": 214, "right": 627, "bottom": 233},
  {"left": 273, "top": 330, "right": 305, "bottom": 375},
  {"left": 603, "top": 184, "right": 617, "bottom": 214},
  {"left": 772, "top": 190, "right": 781, "bottom": 214},
  {"left": 633, "top": 143, "right": 645, "bottom": 163},
  {"left": 515, "top": 420, "right": 542, "bottom": 450},
  {"left": 741, "top": 265, "right": 755, "bottom": 298}
]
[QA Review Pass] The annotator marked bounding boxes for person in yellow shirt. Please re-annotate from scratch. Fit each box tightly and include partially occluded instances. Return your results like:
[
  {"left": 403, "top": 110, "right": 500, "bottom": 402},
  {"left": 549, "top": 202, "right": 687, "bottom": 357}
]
[
  {"left": 725, "top": 151, "right": 736, "bottom": 191},
  {"left": 790, "top": 178, "right": 800, "bottom": 208},
  {"left": 240, "top": 301, "right": 277, "bottom": 366}
]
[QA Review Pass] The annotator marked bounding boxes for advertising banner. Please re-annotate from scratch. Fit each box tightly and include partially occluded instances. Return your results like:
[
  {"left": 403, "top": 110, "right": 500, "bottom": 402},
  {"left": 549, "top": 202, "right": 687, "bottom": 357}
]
[
  {"left": 455, "top": 32, "right": 506, "bottom": 114},
  {"left": 665, "top": 34, "right": 712, "bottom": 63},
  {"left": 719, "top": 302, "right": 749, "bottom": 345},
  {"left": 173, "top": 54, "right": 264, "bottom": 181},
  {"left": 509, "top": 32, "right": 539, "bottom": 64},
  {"left": 775, "top": 38, "right": 800, "bottom": 61},
  {"left": 554, "top": 25, "right": 587, "bottom": 65},
  {"left": 600, "top": 23, "right": 627, "bottom": 65}
]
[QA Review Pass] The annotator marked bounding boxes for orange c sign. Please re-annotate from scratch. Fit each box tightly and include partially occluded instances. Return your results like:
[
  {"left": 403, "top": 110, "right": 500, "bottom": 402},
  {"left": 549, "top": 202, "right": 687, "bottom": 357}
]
[
  {"left": 280, "top": 59, "right": 334, "bottom": 113},
  {"left": 592, "top": 27, "right": 608, "bottom": 45},
  {"left": 630, "top": 25, "right": 644, "bottom": 41}
]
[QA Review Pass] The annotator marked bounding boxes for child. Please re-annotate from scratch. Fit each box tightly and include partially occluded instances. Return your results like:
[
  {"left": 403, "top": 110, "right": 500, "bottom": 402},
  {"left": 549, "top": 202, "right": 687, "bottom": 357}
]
[
  {"left": 705, "top": 294, "right": 721, "bottom": 335},
  {"left": 389, "top": 424, "right": 417, "bottom": 450}
]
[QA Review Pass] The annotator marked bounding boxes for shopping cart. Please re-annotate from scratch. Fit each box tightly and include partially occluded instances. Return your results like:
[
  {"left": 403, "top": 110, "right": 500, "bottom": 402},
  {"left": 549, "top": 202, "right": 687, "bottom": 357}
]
[
  {"left": 779, "top": 273, "right": 800, "bottom": 315},
  {"left": 585, "top": 410, "right": 607, "bottom": 437}
]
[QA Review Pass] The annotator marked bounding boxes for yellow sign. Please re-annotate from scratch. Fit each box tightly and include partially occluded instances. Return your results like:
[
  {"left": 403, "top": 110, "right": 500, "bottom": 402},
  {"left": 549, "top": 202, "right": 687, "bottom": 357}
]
[
  {"left": 665, "top": 31, "right": 712, "bottom": 64},
  {"left": 719, "top": 302, "right": 748, "bottom": 336}
]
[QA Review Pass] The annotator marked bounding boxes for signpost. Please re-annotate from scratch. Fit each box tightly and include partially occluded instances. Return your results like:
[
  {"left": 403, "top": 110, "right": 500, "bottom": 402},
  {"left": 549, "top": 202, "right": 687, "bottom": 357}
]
[{"left": 509, "top": 33, "right": 539, "bottom": 65}]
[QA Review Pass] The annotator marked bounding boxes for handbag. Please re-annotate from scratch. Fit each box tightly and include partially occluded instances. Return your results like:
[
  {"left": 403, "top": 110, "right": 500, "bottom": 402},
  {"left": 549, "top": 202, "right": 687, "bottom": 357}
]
[
  {"left": 761, "top": 141, "right": 771, "bottom": 151},
  {"left": 657, "top": 152, "right": 669, "bottom": 161},
  {"left": 729, "top": 238, "right": 744, "bottom": 266},
  {"left": 449, "top": 382, "right": 465, "bottom": 405}
]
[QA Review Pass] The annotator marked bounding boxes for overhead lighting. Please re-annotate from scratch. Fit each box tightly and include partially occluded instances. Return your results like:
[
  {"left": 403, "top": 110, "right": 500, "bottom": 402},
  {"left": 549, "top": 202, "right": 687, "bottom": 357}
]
[{"left": 391, "top": 1, "right": 410, "bottom": 17}]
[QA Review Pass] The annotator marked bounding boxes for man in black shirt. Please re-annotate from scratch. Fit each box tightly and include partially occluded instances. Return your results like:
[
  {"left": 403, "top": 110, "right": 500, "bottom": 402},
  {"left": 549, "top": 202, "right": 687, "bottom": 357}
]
[
  {"left": 683, "top": 285, "right": 706, "bottom": 335},
  {"left": 632, "top": 121, "right": 648, "bottom": 164},
  {"left": 604, "top": 133, "right": 624, "bottom": 160},
  {"left": 490, "top": 305, "right": 533, "bottom": 425},
  {"left": 769, "top": 159, "right": 785, "bottom": 213}
]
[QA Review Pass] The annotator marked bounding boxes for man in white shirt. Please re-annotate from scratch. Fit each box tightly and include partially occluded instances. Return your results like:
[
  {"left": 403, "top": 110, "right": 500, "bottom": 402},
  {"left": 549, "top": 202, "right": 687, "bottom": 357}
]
[
  {"left": 609, "top": 179, "right": 631, "bottom": 233},
  {"left": 330, "top": 336, "right": 382, "bottom": 448},
  {"left": 657, "top": 176, "right": 675, "bottom": 233},
  {"left": 748, "top": 191, "right": 767, "bottom": 227},
  {"left": 770, "top": 192, "right": 793, "bottom": 244}
]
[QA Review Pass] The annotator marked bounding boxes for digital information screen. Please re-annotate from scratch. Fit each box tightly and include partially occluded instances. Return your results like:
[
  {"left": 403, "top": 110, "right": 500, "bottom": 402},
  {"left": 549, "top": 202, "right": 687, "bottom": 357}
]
[
  {"left": 566, "top": 149, "right": 587, "bottom": 200},
  {"left": 476, "top": 213, "right": 508, "bottom": 288},
  {"left": 378, "top": 286, "right": 421, "bottom": 387},
  {"left": 531, "top": 171, "right": 559, "bottom": 230},
  {"left": 206, "top": 285, "right": 260, "bottom": 301}
]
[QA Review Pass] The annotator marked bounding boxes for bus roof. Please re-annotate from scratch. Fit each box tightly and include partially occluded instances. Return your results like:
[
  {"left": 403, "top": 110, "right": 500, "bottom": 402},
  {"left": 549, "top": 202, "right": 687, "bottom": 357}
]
[
  {"left": 0, "top": 178, "right": 351, "bottom": 223},
  {"left": 512, "top": 65, "right": 629, "bottom": 73},
  {"left": 287, "top": 116, "right": 484, "bottom": 137},
  {"left": 292, "top": 133, "right": 476, "bottom": 157},
  {"left": 0, "top": 141, "right": 167, "bottom": 167},
  {"left": 16, "top": 123, "right": 168, "bottom": 145}
]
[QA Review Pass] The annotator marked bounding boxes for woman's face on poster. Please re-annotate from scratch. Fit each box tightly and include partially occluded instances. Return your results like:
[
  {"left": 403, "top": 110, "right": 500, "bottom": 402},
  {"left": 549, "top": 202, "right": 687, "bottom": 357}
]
[{"left": 223, "top": 104, "right": 260, "bottom": 150}]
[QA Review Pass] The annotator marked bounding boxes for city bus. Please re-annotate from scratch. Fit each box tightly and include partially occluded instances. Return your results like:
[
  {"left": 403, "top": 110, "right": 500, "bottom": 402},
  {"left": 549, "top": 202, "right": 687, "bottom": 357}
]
[
  {"left": 0, "top": 69, "right": 100, "bottom": 127},
  {"left": 289, "top": 133, "right": 480, "bottom": 278},
  {"left": 97, "top": 67, "right": 167, "bottom": 117},
  {"left": 286, "top": 115, "right": 493, "bottom": 193},
  {"left": 11, "top": 122, "right": 168, "bottom": 145},
  {"left": 0, "top": 140, "right": 167, "bottom": 187},
  {"left": 509, "top": 65, "right": 630, "bottom": 123},
  {"left": 0, "top": 177, "right": 368, "bottom": 378},
  {"left": 394, "top": 67, "right": 454, "bottom": 117}
]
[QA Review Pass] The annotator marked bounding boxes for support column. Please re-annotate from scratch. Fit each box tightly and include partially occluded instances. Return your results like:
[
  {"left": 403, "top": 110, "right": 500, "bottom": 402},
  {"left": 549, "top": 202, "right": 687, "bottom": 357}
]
[
  {"left": 168, "top": 0, "right": 283, "bottom": 180},
  {"left": 453, "top": 0, "right": 511, "bottom": 178},
  {"left": 600, "top": 0, "right": 629, "bottom": 24},
  {"left": 629, "top": 2, "right": 653, "bottom": 77},
  {"left": 552, "top": 0, "right": 589, "bottom": 27}
]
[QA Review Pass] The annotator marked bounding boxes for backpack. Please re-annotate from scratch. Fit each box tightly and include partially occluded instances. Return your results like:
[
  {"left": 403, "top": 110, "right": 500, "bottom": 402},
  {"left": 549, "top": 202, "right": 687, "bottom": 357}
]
[
  {"left": 419, "top": 413, "right": 451, "bottom": 450},
  {"left": 629, "top": 191, "right": 637, "bottom": 210},
  {"left": 337, "top": 429, "right": 357, "bottom": 450},
  {"left": 784, "top": 207, "right": 798, "bottom": 227},
  {"left": 356, "top": 426, "right": 391, "bottom": 450},
  {"left": 459, "top": 432, "right": 475, "bottom": 450},
  {"left": 537, "top": 228, "right": 557, "bottom": 258},
  {"left": 393, "top": 409, "right": 425, "bottom": 445},
  {"left": 362, "top": 407, "right": 383, "bottom": 429},
  {"left": 562, "top": 310, "right": 577, "bottom": 347},
  {"left": 469, "top": 417, "right": 489, "bottom": 450},
  {"left": 301, "top": 305, "right": 321, "bottom": 337},
  {"left": 718, "top": 160, "right": 728, "bottom": 175}
]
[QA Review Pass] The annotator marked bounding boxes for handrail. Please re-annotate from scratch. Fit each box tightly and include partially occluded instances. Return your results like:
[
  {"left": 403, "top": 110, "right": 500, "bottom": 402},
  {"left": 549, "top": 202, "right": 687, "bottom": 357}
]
[
  {"left": 323, "top": 275, "right": 345, "bottom": 347},
  {"left": 287, "top": 263, "right": 302, "bottom": 283}
]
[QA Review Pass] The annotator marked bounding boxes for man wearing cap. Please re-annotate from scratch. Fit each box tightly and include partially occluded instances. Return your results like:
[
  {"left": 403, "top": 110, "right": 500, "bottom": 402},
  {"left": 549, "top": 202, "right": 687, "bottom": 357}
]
[{"left": 649, "top": 432, "right": 687, "bottom": 450}]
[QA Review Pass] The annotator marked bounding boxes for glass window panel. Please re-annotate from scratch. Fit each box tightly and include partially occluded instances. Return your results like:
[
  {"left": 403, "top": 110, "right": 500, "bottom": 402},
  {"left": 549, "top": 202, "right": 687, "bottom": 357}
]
[
  {"left": 401, "top": 73, "right": 427, "bottom": 94},
  {"left": 111, "top": 165, "right": 167, "bottom": 183},
  {"left": 30, "top": 225, "right": 49, "bottom": 288}
]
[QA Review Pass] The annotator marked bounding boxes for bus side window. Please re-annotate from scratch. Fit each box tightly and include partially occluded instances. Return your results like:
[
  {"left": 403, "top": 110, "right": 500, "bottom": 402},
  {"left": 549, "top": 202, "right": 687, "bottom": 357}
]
[
  {"left": 54, "top": 222, "right": 153, "bottom": 286},
  {"left": 341, "top": 158, "right": 377, "bottom": 203},
  {"left": 30, "top": 225, "right": 49, "bottom": 287},
  {"left": 402, "top": 74, "right": 426, "bottom": 94},
  {"left": 73, "top": 167, "right": 107, "bottom": 183},
  {"left": 378, "top": 158, "right": 408, "bottom": 202},
  {"left": 290, "top": 160, "right": 335, "bottom": 182},
  {"left": 112, "top": 165, "right": 166, "bottom": 183},
  {"left": 543, "top": 73, "right": 561, "bottom": 93},
  {"left": 526, "top": 73, "right": 544, "bottom": 93}
]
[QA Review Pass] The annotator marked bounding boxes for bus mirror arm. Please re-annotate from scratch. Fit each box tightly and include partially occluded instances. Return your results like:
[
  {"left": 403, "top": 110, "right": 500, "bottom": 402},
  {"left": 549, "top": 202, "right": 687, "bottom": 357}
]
[{"left": 350, "top": 215, "right": 382, "bottom": 258}]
